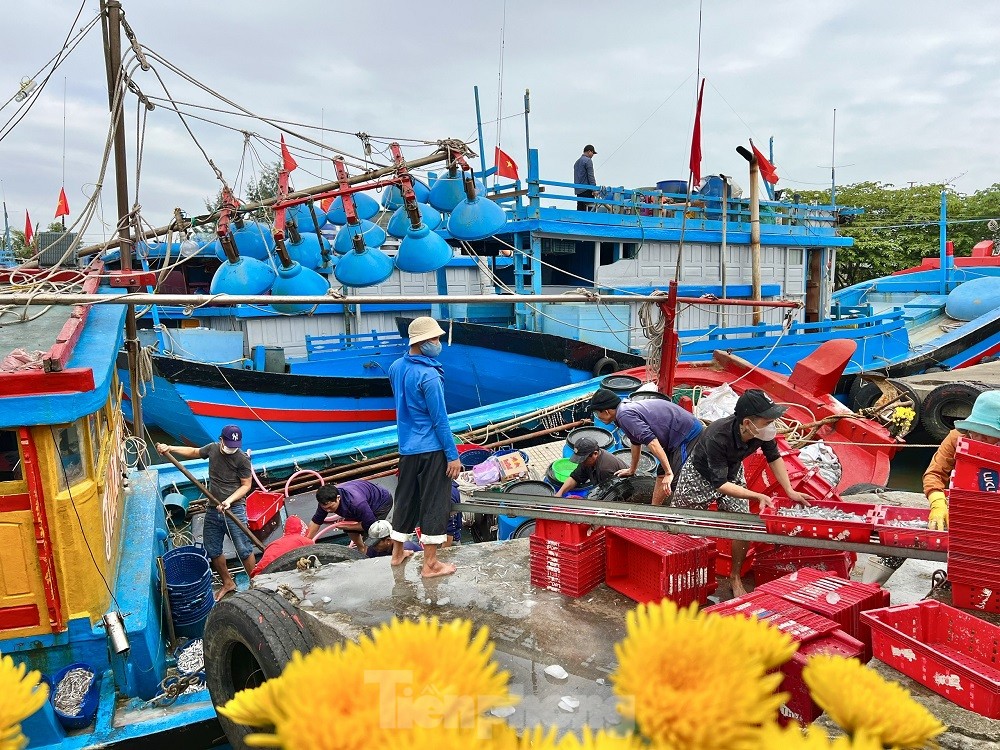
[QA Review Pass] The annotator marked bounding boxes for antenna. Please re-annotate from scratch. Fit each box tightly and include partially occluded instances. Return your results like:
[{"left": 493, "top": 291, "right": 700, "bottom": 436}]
[
  {"left": 493, "top": 0, "right": 507, "bottom": 187},
  {"left": 830, "top": 108, "right": 836, "bottom": 205},
  {"left": 62, "top": 76, "right": 67, "bottom": 192}
]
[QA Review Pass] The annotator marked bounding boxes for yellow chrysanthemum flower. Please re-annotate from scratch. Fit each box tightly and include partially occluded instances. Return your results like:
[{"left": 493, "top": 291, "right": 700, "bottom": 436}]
[
  {"left": 221, "top": 617, "right": 516, "bottom": 750},
  {"left": 516, "top": 726, "right": 644, "bottom": 750},
  {"left": 709, "top": 611, "right": 798, "bottom": 670},
  {"left": 0, "top": 654, "right": 48, "bottom": 750},
  {"left": 753, "top": 723, "right": 882, "bottom": 749},
  {"left": 802, "top": 655, "right": 945, "bottom": 748},
  {"left": 612, "top": 601, "right": 786, "bottom": 750}
]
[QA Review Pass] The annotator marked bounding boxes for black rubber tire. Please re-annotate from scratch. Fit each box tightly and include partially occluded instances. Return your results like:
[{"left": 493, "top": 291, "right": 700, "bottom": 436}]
[
  {"left": 850, "top": 379, "right": 885, "bottom": 412},
  {"left": 592, "top": 357, "right": 619, "bottom": 377},
  {"left": 260, "top": 544, "right": 364, "bottom": 574},
  {"left": 885, "top": 379, "right": 922, "bottom": 437},
  {"left": 469, "top": 513, "right": 497, "bottom": 543},
  {"left": 204, "top": 589, "right": 316, "bottom": 750},
  {"left": 920, "top": 382, "right": 988, "bottom": 441},
  {"left": 511, "top": 520, "right": 536, "bottom": 539}
]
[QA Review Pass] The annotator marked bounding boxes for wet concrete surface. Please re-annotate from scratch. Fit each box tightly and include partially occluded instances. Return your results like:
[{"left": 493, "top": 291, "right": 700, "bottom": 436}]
[{"left": 254, "top": 539, "right": 627, "bottom": 732}]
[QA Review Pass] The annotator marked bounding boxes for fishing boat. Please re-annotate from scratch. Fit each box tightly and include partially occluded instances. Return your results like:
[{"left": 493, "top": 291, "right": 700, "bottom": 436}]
[
  {"left": 122, "top": 318, "right": 642, "bottom": 448},
  {"left": 0, "top": 263, "right": 221, "bottom": 749}
]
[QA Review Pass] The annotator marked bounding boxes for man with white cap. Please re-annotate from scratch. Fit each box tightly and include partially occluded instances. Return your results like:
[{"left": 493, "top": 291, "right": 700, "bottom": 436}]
[
  {"left": 364, "top": 520, "right": 423, "bottom": 558},
  {"left": 387, "top": 317, "right": 461, "bottom": 577}
]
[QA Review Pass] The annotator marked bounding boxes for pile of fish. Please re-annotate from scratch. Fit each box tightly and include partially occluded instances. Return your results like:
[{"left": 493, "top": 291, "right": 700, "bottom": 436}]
[
  {"left": 53, "top": 668, "right": 94, "bottom": 716},
  {"left": 775, "top": 506, "right": 868, "bottom": 523}
]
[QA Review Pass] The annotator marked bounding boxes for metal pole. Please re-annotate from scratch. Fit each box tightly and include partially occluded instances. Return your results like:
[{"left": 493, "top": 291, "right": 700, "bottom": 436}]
[
  {"left": 719, "top": 174, "right": 728, "bottom": 328},
  {"left": 939, "top": 190, "right": 948, "bottom": 295},
  {"left": 103, "top": 0, "right": 143, "bottom": 440},
  {"left": 831, "top": 108, "right": 837, "bottom": 206},
  {"left": 2, "top": 292, "right": 804, "bottom": 308},
  {"left": 523, "top": 89, "right": 531, "bottom": 166},
  {"left": 474, "top": 86, "right": 487, "bottom": 177}
]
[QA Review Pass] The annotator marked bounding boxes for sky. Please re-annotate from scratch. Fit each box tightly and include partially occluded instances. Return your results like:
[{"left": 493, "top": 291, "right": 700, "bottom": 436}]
[{"left": 2, "top": 0, "right": 999, "bottom": 242}]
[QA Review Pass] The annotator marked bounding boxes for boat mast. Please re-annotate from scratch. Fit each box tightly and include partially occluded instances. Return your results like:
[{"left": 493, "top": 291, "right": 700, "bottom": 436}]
[{"left": 101, "top": 0, "right": 144, "bottom": 438}]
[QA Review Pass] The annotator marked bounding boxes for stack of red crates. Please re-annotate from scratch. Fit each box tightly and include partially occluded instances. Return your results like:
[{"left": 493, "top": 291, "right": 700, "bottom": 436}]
[
  {"left": 705, "top": 591, "right": 865, "bottom": 725},
  {"left": 529, "top": 519, "right": 606, "bottom": 597},
  {"left": 605, "top": 529, "right": 716, "bottom": 605},
  {"left": 948, "top": 437, "right": 1000, "bottom": 613},
  {"left": 754, "top": 567, "right": 889, "bottom": 661},
  {"left": 753, "top": 544, "right": 855, "bottom": 586}
]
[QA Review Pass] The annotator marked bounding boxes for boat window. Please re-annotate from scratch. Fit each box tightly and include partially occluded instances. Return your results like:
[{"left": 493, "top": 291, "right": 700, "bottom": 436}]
[
  {"left": 788, "top": 248, "right": 804, "bottom": 265},
  {"left": 89, "top": 414, "right": 100, "bottom": 463},
  {"left": 623, "top": 243, "right": 639, "bottom": 260},
  {"left": 0, "top": 430, "right": 21, "bottom": 482},
  {"left": 54, "top": 424, "right": 87, "bottom": 490}
]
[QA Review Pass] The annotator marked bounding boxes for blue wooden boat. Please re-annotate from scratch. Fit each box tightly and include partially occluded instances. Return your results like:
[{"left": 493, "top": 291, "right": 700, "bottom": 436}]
[
  {"left": 0, "top": 263, "right": 220, "bottom": 749},
  {"left": 120, "top": 319, "right": 642, "bottom": 448}
]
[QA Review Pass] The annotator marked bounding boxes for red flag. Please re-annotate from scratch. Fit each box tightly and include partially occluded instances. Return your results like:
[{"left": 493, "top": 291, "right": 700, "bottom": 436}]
[
  {"left": 24, "top": 211, "right": 33, "bottom": 246},
  {"left": 689, "top": 78, "right": 706, "bottom": 186},
  {"left": 494, "top": 146, "right": 519, "bottom": 180},
  {"left": 319, "top": 196, "right": 333, "bottom": 212},
  {"left": 750, "top": 141, "right": 779, "bottom": 184},
  {"left": 280, "top": 134, "right": 298, "bottom": 173},
  {"left": 54, "top": 187, "right": 70, "bottom": 218}
]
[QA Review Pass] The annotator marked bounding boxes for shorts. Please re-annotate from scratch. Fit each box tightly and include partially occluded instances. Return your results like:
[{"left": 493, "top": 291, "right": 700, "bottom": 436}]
[
  {"left": 391, "top": 451, "right": 453, "bottom": 545},
  {"left": 670, "top": 461, "right": 750, "bottom": 514},
  {"left": 203, "top": 501, "right": 256, "bottom": 560}
]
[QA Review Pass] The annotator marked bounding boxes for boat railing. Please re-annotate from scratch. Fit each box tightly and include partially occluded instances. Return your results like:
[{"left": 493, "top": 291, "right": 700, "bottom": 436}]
[
  {"left": 305, "top": 330, "right": 405, "bottom": 358},
  {"left": 496, "top": 176, "right": 846, "bottom": 234},
  {"left": 680, "top": 308, "right": 907, "bottom": 343}
]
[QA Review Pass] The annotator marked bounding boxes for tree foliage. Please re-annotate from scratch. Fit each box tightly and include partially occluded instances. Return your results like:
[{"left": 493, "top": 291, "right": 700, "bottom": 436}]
[
  {"left": 791, "top": 182, "right": 1000, "bottom": 288},
  {"left": 204, "top": 162, "right": 282, "bottom": 225}
]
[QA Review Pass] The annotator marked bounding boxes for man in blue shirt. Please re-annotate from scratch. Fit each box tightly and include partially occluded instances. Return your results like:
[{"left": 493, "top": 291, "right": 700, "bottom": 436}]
[
  {"left": 573, "top": 145, "right": 597, "bottom": 211},
  {"left": 591, "top": 388, "right": 703, "bottom": 506},
  {"left": 387, "top": 317, "right": 461, "bottom": 577},
  {"left": 307, "top": 479, "right": 393, "bottom": 555}
]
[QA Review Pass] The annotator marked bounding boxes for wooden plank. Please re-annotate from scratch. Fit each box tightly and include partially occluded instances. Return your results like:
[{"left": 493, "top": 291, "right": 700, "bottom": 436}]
[{"left": 0, "top": 368, "right": 96, "bottom": 398}]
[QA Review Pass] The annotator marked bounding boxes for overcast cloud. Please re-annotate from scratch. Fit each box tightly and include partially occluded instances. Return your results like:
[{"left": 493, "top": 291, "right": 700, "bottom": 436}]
[{"left": 2, "top": 0, "right": 999, "bottom": 239}]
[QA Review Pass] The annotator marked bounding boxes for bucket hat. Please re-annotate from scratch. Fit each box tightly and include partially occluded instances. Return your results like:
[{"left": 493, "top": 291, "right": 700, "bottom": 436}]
[
  {"left": 408, "top": 317, "right": 446, "bottom": 346},
  {"left": 955, "top": 390, "right": 1000, "bottom": 439}
]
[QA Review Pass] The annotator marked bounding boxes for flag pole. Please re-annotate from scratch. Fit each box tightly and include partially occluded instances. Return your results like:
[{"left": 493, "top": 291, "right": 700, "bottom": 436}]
[
  {"left": 677, "top": 77, "right": 706, "bottom": 282},
  {"left": 736, "top": 143, "right": 762, "bottom": 324}
]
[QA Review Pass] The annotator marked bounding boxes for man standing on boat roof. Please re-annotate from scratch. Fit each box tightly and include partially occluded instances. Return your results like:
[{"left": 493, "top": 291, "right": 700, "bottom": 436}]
[
  {"left": 387, "top": 317, "right": 461, "bottom": 578},
  {"left": 670, "top": 389, "right": 810, "bottom": 597},
  {"left": 590, "top": 387, "right": 702, "bottom": 506},
  {"left": 157, "top": 424, "right": 256, "bottom": 601},
  {"left": 307, "top": 479, "right": 393, "bottom": 555},
  {"left": 574, "top": 145, "right": 598, "bottom": 211},
  {"left": 555, "top": 435, "right": 626, "bottom": 497}
]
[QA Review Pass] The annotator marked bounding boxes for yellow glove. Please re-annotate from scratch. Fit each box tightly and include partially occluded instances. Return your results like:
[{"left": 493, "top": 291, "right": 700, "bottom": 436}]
[{"left": 927, "top": 491, "right": 948, "bottom": 531}]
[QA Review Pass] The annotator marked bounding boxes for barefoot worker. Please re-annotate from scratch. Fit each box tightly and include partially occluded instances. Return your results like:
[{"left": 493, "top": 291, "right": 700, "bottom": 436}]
[
  {"left": 387, "top": 317, "right": 462, "bottom": 578},
  {"left": 670, "top": 389, "right": 810, "bottom": 597},
  {"left": 157, "top": 424, "right": 256, "bottom": 600}
]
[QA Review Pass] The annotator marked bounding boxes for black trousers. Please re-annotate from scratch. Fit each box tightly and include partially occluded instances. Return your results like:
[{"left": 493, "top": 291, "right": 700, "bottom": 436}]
[
  {"left": 391, "top": 451, "right": 452, "bottom": 544},
  {"left": 576, "top": 189, "right": 596, "bottom": 211}
]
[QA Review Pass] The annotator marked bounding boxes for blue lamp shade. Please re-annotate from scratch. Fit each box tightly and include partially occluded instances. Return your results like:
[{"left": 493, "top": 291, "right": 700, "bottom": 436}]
[
  {"left": 447, "top": 196, "right": 508, "bottom": 241},
  {"left": 210, "top": 257, "right": 276, "bottom": 295},
  {"left": 381, "top": 179, "right": 431, "bottom": 210},
  {"left": 270, "top": 262, "right": 331, "bottom": 314},
  {"left": 395, "top": 224, "right": 453, "bottom": 273},
  {"left": 332, "top": 220, "right": 387, "bottom": 256},
  {"left": 325, "top": 193, "right": 381, "bottom": 225},
  {"left": 428, "top": 173, "right": 468, "bottom": 212},
  {"left": 286, "top": 203, "right": 327, "bottom": 232},
  {"left": 387, "top": 203, "right": 442, "bottom": 239},
  {"left": 334, "top": 246, "right": 394, "bottom": 287},
  {"left": 231, "top": 220, "right": 276, "bottom": 260},
  {"left": 286, "top": 233, "right": 329, "bottom": 270}
]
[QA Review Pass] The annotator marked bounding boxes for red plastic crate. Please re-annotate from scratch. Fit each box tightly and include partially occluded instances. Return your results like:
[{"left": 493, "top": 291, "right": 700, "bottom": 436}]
[
  {"left": 753, "top": 551, "right": 853, "bottom": 587},
  {"left": 712, "top": 538, "right": 761, "bottom": 577},
  {"left": 535, "top": 518, "right": 605, "bottom": 545},
  {"left": 873, "top": 505, "right": 949, "bottom": 551},
  {"left": 605, "top": 529, "right": 716, "bottom": 605},
  {"left": 951, "top": 437, "right": 1000, "bottom": 492},
  {"left": 704, "top": 592, "right": 865, "bottom": 724},
  {"left": 742, "top": 437, "right": 840, "bottom": 503},
  {"left": 528, "top": 533, "right": 605, "bottom": 597},
  {"left": 949, "top": 581, "right": 1000, "bottom": 614},
  {"left": 760, "top": 498, "right": 877, "bottom": 543},
  {"left": 755, "top": 567, "right": 887, "bottom": 661},
  {"left": 245, "top": 490, "right": 285, "bottom": 531},
  {"left": 862, "top": 600, "right": 1000, "bottom": 717}
]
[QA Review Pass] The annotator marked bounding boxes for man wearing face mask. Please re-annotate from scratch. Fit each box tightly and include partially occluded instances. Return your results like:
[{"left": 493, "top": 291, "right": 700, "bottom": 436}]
[
  {"left": 157, "top": 424, "right": 256, "bottom": 600},
  {"left": 387, "top": 317, "right": 461, "bottom": 578},
  {"left": 590, "top": 388, "right": 702, "bottom": 506},
  {"left": 671, "top": 389, "right": 809, "bottom": 597}
]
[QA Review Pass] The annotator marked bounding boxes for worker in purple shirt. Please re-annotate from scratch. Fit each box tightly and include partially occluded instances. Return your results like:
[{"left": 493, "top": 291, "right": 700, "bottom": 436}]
[
  {"left": 307, "top": 479, "right": 393, "bottom": 556},
  {"left": 590, "top": 387, "right": 703, "bottom": 506}
]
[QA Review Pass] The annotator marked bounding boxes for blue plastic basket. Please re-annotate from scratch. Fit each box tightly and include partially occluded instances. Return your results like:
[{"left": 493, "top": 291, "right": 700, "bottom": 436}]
[
  {"left": 51, "top": 663, "right": 100, "bottom": 730},
  {"left": 459, "top": 449, "right": 494, "bottom": 470},
  {"left": 164, "top": 551, "right": 211, "bottom": 588},
  {"left": 174, "top": 610, "right": 211, "bottom": 639},
  {"left": 494, "top": 447, "right": 530, "bottom": 464},
  {"left": 173, "top": 595, "right": 214, "bottom": 625}
]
